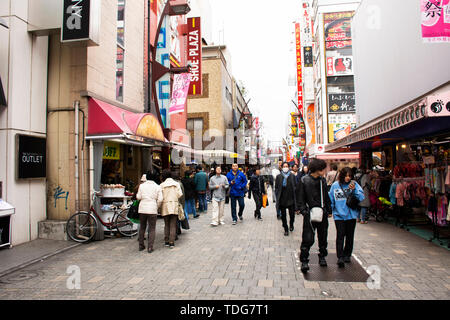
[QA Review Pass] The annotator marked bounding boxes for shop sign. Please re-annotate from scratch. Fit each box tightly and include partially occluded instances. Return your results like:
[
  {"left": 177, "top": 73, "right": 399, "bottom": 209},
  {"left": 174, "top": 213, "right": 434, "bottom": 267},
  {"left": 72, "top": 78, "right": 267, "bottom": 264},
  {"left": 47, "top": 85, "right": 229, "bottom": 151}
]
[
  {"left": 156, "top": 15, "right": 171, "bottom": 128},
  {"left": 62, "top": 0, "right": 91, "bottom": 42},
  {"left": 17, "top": 135, "right": 46, "bottom": 179},
  {"left": 169, "top": 73, "right": 191, "bottom": 115},
  {"left": 303, "top": 46, "right": 313, "bottom": 67},
  {"left": 295, "top": 23, "right": 304, "bottom": 116},
  {"left": 187, "top": 17, "right": 202, "bottom": 96},
  {"left": 103, "top": 142, "right": 120, "bottom": 160},
  {"left": 306, "top": 103, "right": 316, "bottom": 147},
  {"left": 421, "top": 0, "right": 450, "bottom": 43},
  {"left": 326, "top": 56, "right": 353, "bottom": 76},
  {"left": 326, "top": 39, "right": 352, "bottom": 50},
  {"left": 428, "top": 91, "right": 450, "bottom": 116},
  {"left": 328, "top": 93, "right": 356, "bottom": 113},
  {"left": 324, "top": 11, "right": 354, "bottom": 43},
  {"left": 328, "top": 123, "right": 356, "bottom": 143}
]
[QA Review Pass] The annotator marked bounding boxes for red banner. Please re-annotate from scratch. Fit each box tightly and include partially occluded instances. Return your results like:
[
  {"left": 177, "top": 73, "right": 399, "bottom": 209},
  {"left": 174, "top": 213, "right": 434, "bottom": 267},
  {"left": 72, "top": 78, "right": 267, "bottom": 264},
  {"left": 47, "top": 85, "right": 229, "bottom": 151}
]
[
  {"left": 187, "top": 17, "right": 202, "bottom": 96},
  {"left": 295, "top": 23, "right": 303, "bottom": 116}
]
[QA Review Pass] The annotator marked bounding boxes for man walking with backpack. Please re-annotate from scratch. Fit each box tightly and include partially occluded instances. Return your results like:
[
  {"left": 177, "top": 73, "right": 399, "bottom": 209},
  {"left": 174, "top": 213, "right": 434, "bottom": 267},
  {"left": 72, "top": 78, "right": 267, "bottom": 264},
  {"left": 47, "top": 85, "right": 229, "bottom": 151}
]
[{"left": 296, "top": 158, "right": 332, "bottom": 273}]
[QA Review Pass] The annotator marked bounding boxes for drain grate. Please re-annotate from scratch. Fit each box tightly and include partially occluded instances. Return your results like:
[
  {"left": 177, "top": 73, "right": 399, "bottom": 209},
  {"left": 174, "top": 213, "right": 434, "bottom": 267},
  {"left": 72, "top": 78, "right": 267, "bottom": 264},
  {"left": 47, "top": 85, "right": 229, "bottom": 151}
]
[
  {"left": 0, "top": 271, "right": 44, "bottom": 284},
  {"left": 295, "top": 252, "right": 370, "bottom": 283}
]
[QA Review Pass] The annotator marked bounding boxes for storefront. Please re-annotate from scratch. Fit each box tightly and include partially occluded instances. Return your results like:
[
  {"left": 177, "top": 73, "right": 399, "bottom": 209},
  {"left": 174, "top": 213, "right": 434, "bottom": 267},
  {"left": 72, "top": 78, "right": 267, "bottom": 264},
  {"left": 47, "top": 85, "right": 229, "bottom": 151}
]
[
  {"left": 326, "top": 84, "right": 450, "bottom": 247},
  {"left": 86, "top": 97, "right": 168, "bottom": 231}
]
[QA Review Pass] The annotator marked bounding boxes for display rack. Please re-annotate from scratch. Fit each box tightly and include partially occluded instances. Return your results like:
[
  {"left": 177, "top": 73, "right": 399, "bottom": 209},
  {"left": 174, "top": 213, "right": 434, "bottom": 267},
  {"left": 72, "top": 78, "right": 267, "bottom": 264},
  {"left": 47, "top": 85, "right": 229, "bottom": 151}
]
[{"left": 98, "top": 195, "right": 131, "bottom": 232}]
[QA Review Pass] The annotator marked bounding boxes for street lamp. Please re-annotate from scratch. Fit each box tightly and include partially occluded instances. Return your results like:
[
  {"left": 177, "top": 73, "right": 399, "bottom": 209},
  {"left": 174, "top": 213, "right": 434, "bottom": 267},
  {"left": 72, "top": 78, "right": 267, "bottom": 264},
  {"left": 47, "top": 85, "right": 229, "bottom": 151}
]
[{"left": 169, "top": 1, "right": 191, "bottom": 16}]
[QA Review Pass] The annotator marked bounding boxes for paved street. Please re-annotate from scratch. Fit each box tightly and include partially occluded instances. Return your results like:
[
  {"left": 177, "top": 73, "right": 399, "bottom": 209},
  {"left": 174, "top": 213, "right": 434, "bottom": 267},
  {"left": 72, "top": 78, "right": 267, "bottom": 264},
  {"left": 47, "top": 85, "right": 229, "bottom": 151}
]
[{"left": 0, "top": 192, "right": 449, "bottom": 300}]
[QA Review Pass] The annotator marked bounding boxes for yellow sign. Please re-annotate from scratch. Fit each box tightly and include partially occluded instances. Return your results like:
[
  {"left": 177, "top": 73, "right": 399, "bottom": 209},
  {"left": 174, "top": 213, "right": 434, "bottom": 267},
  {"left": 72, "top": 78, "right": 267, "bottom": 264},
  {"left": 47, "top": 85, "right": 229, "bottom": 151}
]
[{"left": 103, "top": 142, "right": 120, "bottom": 160}]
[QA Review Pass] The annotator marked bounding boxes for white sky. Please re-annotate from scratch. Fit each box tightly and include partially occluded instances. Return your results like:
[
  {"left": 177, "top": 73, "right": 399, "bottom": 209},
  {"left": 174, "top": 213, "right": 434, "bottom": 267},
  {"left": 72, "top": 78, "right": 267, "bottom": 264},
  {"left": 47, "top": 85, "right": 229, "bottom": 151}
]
[{"left": 208, "top": 0, "right": 302, "bottom": 143}]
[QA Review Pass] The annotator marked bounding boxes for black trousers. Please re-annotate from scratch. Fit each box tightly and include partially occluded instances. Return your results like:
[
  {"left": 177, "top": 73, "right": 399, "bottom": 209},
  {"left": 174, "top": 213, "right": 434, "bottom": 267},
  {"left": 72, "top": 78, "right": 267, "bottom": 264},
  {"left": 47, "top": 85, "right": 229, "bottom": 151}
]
[
  {"left": 280, "top": 205, "right": 295, "bottom": 231},
  {"left": 300, "top": 212, "right": 329, "bottom": 262},
  {"left": 252, "top": 191, "right": 263, "bottom": 218},
  {"left": 334, "top": 219, "right": 357, "bottom": 259},
  {"left": 138, "top": 214, "right": 157, "bottom": 250}
]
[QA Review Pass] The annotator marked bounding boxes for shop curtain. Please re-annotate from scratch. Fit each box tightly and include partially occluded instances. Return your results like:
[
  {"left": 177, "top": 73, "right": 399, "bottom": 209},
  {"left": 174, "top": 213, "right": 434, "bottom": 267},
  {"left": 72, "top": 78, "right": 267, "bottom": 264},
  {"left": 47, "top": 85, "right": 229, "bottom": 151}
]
[{"left": 93, "top": 141, "right": 104, "bottom": 241}]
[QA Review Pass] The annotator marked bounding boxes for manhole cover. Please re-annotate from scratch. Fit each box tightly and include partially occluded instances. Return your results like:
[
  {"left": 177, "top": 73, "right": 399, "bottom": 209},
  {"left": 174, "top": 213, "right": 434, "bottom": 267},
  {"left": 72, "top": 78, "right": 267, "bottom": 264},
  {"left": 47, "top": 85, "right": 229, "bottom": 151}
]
[{"left": 0, "top": 271, "right": 44, "bottom": 284}]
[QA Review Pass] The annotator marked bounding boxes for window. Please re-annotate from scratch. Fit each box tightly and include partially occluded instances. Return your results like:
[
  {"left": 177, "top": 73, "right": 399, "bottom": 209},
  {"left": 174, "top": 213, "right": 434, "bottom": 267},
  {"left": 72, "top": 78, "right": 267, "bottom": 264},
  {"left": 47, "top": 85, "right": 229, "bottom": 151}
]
[
  {"left": 187, "top": 118, "right": 203, "bottom": 131},
  {"left": 116, "top": 46, "right": 124, "bottom": 102},
  {"left": 225, "top": 87, "right": 232, "bottom": 105},
  {"left": 116, "top": 0, "right": 125, "bottom": 102}
]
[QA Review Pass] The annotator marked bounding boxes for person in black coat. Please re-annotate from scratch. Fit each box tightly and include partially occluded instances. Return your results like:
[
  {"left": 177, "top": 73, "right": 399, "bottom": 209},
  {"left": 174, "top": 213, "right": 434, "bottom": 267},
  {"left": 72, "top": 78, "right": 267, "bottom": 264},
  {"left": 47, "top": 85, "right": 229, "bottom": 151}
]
[
  {"left": 249, "top": 166, "right": 266, "bottom": 221},
  {"left": 296, "top": 158, "right": 332, "bottom": 273},
  {"left": 275, "top": 162, "right": 298, "bottom": 236}
]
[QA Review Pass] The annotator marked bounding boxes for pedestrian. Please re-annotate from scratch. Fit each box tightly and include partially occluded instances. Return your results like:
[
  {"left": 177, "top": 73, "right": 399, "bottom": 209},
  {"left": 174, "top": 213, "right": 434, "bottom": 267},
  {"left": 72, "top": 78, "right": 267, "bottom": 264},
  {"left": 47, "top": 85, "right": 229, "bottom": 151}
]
[
  {"left": 272, "top": 161, "right": 282, "bottom": 219},
  {"left": 174, "top": 174, "right": 185, "bottom": 240},
  {"left": 326, "top": 164, "right": 339, "bottom": 191},
  {"left": 194, "top": 165, "right": 209, "bottom": 214},
  {"left": 329, "top": 167, "right": 365, "bottom": 267},
  {"left": 160, "top": 169, "right": 183, "bottom": 249},
  {"left": 226, "top": 163, "right": 248, "bottom": 225},
  {"left": 249, "top": 166, "right": 266, "bottom": 221},
  {"left": 182, "top": 170, "right": 198, "bottom": 219},
  {"left": 209, "top": 166, "right": 229, "bottom": 226},
  {"left": 299, "top": 165, "right": 309, "bottom": 179},
  {"left": 136, "top": 171, "right": 163, "bottom": 253},
  {"left": 275, "top": 162, "right": 298, "bottom": 236},
  {"left": 292, "top": 163, "right": 301, "bottom": 184},
  {"left": 358, "top": 167, "right": 371, "bottom": 224},
  {"left": 296, "top": 159, "right": 331, "bottom": 273}
]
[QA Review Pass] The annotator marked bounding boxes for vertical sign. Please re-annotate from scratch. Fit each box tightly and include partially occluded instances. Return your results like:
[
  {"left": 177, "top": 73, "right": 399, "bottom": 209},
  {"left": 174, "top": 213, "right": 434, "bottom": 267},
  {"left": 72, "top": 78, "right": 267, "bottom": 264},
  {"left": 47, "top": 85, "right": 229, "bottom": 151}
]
[
  {"left": 421, "top": 0, "right": 450, "bottom": 43},
  {"left": 156, "top": 16, "right": 171, "bottom": 128},
  {"left": 295, "top": 23, "right": 303, "bottom": 117},
  {"left": 169, "top": 73, "right": 191, "bottom": 115},
  {"left": 62, "top": 0, "right": 91, "bottom": 42},
  {"left": 187, "top": 17, "right": 202, "bottom": 96}
]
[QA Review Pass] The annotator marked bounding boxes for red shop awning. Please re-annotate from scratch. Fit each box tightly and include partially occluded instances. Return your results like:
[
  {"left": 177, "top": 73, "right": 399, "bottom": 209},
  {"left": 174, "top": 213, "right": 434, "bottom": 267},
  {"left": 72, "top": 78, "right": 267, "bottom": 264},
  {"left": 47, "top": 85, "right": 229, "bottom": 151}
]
[{"left": 87, "top": 98, "right": 167, "bottom": 145}]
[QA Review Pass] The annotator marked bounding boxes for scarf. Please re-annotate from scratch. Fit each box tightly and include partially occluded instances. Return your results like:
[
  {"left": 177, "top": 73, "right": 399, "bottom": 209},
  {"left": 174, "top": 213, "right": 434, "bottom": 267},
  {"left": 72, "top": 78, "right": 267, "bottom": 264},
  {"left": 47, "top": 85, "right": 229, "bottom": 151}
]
[{"left": 281, "top": 171, "right": 291, "bottom": 187}]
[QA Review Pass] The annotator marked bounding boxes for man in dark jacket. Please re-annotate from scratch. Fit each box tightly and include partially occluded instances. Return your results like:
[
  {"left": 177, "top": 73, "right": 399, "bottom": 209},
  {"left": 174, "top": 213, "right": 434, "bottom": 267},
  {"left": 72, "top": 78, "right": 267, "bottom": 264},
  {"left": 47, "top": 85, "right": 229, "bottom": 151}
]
[
  {"left": 182, "top": 171, "right": 198, "bottom": 218},
  {"left": 275, "top": 162, "right": 298, "bottom": 236},
  {"left": 249, "top": 166, "right": 266, "bottom": 221},
  {"left": 296, "top": 158, "right": 332, "bottom": 273}
]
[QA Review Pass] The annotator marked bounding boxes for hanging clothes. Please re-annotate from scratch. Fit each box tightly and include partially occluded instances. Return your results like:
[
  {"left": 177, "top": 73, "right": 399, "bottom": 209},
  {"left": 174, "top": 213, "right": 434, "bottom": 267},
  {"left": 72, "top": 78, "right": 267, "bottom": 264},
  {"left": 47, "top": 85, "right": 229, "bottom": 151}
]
[
  {"left": 389, "top": 183, "right": 397, "bottom": 205},
  {"left": 445, "top": 166, "right": 450, "bottom": 186}
]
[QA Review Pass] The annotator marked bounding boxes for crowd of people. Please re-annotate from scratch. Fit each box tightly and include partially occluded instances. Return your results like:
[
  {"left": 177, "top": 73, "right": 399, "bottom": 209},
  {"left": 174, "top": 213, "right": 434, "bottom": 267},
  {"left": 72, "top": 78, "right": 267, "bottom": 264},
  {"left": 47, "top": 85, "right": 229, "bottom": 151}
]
[{"left": 133, "top": 159, "right": 376, "bottom": 275}]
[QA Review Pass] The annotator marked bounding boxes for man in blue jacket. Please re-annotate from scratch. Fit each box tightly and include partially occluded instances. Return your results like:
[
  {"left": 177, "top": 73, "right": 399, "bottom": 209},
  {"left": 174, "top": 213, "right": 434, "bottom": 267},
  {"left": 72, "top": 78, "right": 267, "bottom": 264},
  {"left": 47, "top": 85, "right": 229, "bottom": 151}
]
[{"left": 227, "top": 163, "right": 248, "bottom": 225}]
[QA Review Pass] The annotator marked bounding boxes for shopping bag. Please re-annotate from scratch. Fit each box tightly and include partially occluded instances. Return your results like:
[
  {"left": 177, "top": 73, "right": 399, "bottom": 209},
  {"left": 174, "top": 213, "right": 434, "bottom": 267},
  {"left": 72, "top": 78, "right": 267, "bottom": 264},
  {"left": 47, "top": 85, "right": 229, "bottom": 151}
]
[
  {"left": 262, "top": 194, "right": 268, "bottom": 208},
  {"left": 127, "top": 200, "right": 140, "bottom": 220},
  {"left": 180, "top": 218, "right": 190, "bottom": 230}
]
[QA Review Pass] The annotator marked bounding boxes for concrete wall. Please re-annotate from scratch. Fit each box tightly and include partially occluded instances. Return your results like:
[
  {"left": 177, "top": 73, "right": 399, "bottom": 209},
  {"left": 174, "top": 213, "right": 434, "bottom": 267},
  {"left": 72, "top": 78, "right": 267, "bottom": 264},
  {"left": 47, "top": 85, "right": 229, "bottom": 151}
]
[
  {"left": 0, "top": 1, "right": 48, "bottom": 245},
  {"left": 353, "top": 0, "right": 450, "bottom": 126}
]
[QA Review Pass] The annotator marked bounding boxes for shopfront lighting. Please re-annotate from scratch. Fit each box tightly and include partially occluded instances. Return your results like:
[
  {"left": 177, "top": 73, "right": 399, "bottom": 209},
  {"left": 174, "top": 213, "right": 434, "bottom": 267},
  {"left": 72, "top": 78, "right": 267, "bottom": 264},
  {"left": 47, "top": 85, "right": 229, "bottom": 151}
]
[
  {"left": 401, "top": 144, "right": 407, "bottom": 149},
  {"left": 169, "top": 2, "right": 191, "bottom": 16}
]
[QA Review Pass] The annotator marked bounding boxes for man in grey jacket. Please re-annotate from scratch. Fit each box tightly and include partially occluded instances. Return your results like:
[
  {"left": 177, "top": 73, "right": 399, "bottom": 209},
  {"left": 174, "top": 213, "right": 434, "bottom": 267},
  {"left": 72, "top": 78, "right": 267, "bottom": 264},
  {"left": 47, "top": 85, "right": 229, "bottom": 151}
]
[{"left": 209, "top": 166, "right": 229, "bottom": 226}]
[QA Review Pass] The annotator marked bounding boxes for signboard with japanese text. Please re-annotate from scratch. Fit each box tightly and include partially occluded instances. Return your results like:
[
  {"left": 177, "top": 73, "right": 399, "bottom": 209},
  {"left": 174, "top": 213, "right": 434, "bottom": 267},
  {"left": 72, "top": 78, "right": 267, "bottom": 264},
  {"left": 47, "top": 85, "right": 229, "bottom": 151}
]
[
  {"left": 326, "top": 39, "right": 352, "bottom": 50},
  {"left": 326, "top": 56, "right": 353, "bottom": 76},
  {"left": 328, "top": 93, "right": 356, "bottom": 113},
  {"left": 295, "top": 23, "right": 304, "bottom": 116},
  {"left": 169, "top": 73, "right": 191, "bottom": 115},
  {"left": 17, "top": 135, "right": 46, "bottom": 179},
  {"left": 304, "top": 46, "right": 313, "bottom": 67},
  {"left": 103, "top": 142, "right": 121, "bottom": 160},
  {"left": 156, "top": 15, "right": 171, "bottom": 128},
  {"left": 328, "top": 123, "right": 357, "bottom": 143},
  {"left": 421, "top": 0, "right": 450, "bottom": 43},
  {"left": 187, "top": 17, "right": 203, "bottom": 95},
  {"left": 324, "top": 11, "right": 354, "bottom": 43},
  {"left": 290, "top": 113, "right": 298, "bottom": 137}
]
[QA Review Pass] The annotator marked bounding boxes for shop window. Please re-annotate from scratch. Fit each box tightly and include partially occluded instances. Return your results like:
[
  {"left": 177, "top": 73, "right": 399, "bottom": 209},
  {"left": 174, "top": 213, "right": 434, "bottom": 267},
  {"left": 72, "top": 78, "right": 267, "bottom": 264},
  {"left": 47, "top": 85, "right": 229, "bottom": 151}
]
[
  {"left": 116, "top": 46, "right": 124, "bottom": 102},
  {"left": 326, "top": 76, "right": 354, "bottom": 93},
  {"left": 116, "top": 0, "right": 125, "bottom": 102},
  {"left": 187, "top": 118, "right": 203, "bottom": 131}
]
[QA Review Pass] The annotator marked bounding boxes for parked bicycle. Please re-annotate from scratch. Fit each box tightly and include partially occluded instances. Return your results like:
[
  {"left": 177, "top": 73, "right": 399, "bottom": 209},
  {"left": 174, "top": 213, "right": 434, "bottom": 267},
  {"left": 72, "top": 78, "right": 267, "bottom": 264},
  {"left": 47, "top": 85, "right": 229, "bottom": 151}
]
[{"left": 66, "top": 191, "right": 137, "bottom": 243}]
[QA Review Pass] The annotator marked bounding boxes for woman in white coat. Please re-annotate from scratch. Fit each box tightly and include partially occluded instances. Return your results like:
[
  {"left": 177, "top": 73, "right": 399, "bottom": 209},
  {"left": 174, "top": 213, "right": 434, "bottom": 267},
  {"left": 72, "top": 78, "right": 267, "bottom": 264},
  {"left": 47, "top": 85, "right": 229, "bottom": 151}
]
[
  {"left": 160, "top": 169, "right": 183, "bottom": 249},
  {"left": 136, "top": 172, "right": 163, "bottom": 253}
]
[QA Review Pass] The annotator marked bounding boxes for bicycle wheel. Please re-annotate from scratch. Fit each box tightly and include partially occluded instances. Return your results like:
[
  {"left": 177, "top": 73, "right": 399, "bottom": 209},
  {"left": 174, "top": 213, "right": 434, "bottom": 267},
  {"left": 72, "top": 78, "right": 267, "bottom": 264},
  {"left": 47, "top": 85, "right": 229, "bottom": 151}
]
[
  {"left": 115, "top": 209, "right": 138, "bottom": 237},
  {"left": 66, "top": 212, "right": 97, "bottom": 243}
]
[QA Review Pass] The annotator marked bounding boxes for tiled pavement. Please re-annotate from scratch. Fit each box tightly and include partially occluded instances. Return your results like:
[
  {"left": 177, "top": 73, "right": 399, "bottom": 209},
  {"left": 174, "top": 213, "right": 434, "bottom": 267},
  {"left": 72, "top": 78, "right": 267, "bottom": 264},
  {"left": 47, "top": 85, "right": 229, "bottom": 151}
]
[{"left": 0, "top": 192, "right": 449, "bottom": 300}]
